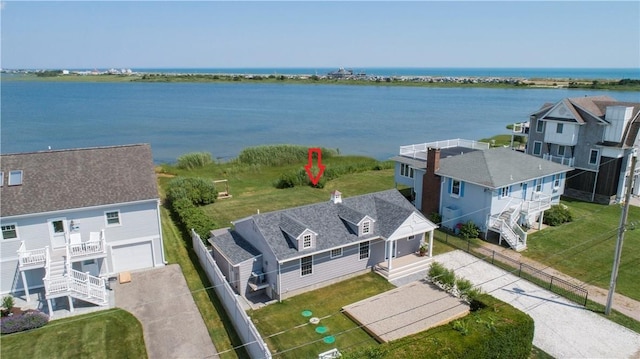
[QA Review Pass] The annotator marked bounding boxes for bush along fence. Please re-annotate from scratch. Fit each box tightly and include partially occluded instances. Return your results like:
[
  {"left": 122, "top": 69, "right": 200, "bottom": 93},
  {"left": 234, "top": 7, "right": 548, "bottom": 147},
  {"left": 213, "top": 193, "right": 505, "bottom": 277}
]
[
  {"left": 191, "top": 229, "right": 271, "bottom": 359},
  {"left": 166, "top": 177, "right": 217, "bottom": 239},
  {"left": 437, "top": 232, "right": 589, "bottom": 306}
]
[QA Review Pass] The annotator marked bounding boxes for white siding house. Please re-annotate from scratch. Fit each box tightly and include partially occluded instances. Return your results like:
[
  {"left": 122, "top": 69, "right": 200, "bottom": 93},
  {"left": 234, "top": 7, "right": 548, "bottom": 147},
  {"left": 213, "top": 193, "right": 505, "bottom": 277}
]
[
  {"left": 209, "top": 189, "right": 438, "bottom": 301},
  {"left": 0, "top": 144, "right": 166, "bottom": 316}
]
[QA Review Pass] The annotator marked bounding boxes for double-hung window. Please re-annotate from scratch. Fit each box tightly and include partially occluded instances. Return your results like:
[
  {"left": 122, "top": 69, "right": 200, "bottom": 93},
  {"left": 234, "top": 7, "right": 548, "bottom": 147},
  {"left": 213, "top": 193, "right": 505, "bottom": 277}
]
[
  {"left": 500, "top": 186, "right": 510, "bottom": 198},
  {"left": 105, "top": 211, "right": 121, "bottom": 226},
  {"left": 302, "top": 234, "right": 312, "bottom": 249},
  {"left": 400, "top": 164, "right": 414, "bottom": 178},
  {"left": 300, "top": 256, "right": 313, "bottom": 276},
  {"left": 536, "top": 120, "right": 544, "bottom": 133},
  {"left": 362, "top": 221, "right": 370, "bottom": 235},
  {"left": 533, "top": 141, "right": 542, "bottom": 156},
  {"left": 451, "top": 179, "right": 461, "bottom": 197},
  {"left": 359, "top": 241, "right": 370, "bottom": 260},
  {"left": 330, "top": 248, "right": 343, "bottom": 258},
  {"left": 558, "top": 145, "right": 566, "bottom": 157},
  {"left": 589, "top": 150, "right": 599, "bottom": 165},
  {"left": 556, "top": 123, "right": 564, "bottom": 134}
]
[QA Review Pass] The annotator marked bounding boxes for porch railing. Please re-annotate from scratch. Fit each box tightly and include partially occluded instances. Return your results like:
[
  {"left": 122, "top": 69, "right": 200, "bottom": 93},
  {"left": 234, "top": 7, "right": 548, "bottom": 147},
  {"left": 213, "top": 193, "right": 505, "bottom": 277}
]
[
  {"left": 17, "top": 242, "right": 48, "bottom": 268},
  {"left": 44, "top": 268, "right": 107, "bottom": 304},
  {"left": 522, "top": 192, "right": 552, "bottom": 214},
  {"left": 399, "top": 139, "right": 489, "bottom": 160},
  {"left": 542, "top": 153, "right": 575, "bottom": 167},
  {"left": 68, "top": 230, "right": 107, "bottom": 258}
]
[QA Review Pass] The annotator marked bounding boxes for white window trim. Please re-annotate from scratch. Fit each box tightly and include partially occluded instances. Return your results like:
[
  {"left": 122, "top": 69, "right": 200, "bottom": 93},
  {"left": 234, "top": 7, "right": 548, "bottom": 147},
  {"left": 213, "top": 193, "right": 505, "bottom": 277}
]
[
  {"left": 558, "top": 145, "right": 565, "bottom": 156},
  {"left": 407, "top": 235, "right": 415, "bottom": 241},
  {"left": 1, "top": 223, "right": 19, "bottom": 241},
  {"left": 589, "top": 149, "right": 599, "bottom": 165},
  {"left": 400, "top": 163, "right": 414, "bottom": 179},
  {"left": 500, "top": 186, "right": 509, "bottom": 198},
  {"left": 105, "top": 210, "right": 122, "bottom": 227},
  {"left": 302, "top": 234, "right": 313, "bottom": 249},
  {"left": 359, "top": 241, "right": 370, "bottom": 260},
  {"left": 361, "top": 221, "right": 371, "bottom": 235},
  {"left": 536, "top": 120, "right": 544, "bottom": 133},
  {"left": 330, "top": 248, "right": 343, "bottom": 259},
  {"left": 8, "top": 170, "right": 23, "bottom": 186},
  {"left": 536, "top": 178, "right": 543, "bottom": 192},
  {"left": 533, "top": 141, "right": 543, "bottom": 156},
  {"left": 0, "top": 171, "right": 4, "bottom": 187},
  {"left": 300, "top": 256, "right": 313, "bottom": 277},
  {"left": 451, "top": 179, "right": 461, "bottom": 198},
  {"left": 556, "top": 123, "right": 563, "bottom": 134}
]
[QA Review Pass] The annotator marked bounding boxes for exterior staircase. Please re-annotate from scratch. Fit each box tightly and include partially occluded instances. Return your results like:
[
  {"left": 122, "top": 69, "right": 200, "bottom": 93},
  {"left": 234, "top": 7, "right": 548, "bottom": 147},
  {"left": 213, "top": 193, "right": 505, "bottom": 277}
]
[
  {"left": 488, "top": 208, "right": 527, "bottom": 252},
  {"left": 42, "top": 248, "right": 108, "bottom": 306}
]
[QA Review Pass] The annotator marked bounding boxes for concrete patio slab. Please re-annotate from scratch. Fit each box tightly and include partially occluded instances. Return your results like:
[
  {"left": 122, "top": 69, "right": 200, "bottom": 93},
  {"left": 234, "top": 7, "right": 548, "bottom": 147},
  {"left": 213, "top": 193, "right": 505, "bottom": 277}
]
[{"left": 342, "top": 279, "right": 469, "bottom": 342}]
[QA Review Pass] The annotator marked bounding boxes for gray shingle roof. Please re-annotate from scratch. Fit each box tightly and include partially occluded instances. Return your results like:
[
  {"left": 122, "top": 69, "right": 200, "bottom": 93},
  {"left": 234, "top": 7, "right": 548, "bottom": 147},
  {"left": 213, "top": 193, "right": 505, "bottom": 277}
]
[
  {"left": 210, "top": 228, "right": 261, "bottom": 265},
  {"left": 1, "top": 144, "right": 158, "bottom": 217},
  {"left": 240, "top": 189, "right": 428, "bottom": 262},
  {"left": 279, "top": 214, "right": 309, "bottom": 238},
  {"left": 436, "top": 148, "right": 572, "bottom": 189}
]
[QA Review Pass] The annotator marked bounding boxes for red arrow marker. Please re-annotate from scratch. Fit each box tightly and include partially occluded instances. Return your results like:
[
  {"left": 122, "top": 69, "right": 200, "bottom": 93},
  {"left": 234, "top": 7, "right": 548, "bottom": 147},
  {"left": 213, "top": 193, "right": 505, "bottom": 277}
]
[{"left": 304, "top": 148, "right": 326, "bottom": 185}]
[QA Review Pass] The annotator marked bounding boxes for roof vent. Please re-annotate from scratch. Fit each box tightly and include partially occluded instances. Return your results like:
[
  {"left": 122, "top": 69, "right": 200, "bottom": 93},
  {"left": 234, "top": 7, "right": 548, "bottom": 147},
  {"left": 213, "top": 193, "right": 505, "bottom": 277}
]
[{"left": 330, "top": 190, "right": 342, "bottom": 204}]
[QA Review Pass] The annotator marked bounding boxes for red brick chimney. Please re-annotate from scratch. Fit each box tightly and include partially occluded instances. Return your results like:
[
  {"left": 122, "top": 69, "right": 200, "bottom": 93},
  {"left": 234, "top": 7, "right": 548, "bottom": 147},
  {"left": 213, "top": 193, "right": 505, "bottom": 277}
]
[{"left": 422, "top": 148, "right": 441, "bottom": 216}]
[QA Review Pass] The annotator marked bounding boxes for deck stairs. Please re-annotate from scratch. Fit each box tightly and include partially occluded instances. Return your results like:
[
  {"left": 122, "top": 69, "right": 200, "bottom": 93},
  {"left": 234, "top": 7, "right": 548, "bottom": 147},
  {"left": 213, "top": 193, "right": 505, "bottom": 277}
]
[
  {"left": 43, "top": 248, "right": 108, "bottom": 306},
  {"left": 489, "top": 208, "right": 527, "bottom": 252}
]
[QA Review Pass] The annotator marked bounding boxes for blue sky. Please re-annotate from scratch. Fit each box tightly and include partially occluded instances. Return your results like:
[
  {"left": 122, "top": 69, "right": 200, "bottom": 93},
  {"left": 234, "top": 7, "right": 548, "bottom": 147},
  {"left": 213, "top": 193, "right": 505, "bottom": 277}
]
[{"left": 1, "top": 1, "right": 639, "bottom": 69}]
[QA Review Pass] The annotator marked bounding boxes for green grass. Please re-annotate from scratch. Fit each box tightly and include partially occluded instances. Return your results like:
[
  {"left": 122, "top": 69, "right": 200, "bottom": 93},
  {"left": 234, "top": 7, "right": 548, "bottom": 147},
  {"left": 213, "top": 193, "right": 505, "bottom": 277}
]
[
  {"left": 248, "top": 273, "right": 396, "bottom": 359},
  {"left": 0, "top": 309, "right": 146, "bottom": 359},
  {"left": 524, "top": 198, "right": 640, "bottom": 301}
]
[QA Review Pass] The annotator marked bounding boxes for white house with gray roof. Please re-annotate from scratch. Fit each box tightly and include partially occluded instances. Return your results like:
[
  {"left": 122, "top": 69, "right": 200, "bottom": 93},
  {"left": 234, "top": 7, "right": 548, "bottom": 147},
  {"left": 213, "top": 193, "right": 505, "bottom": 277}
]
[
  {"left": 0, "top": 144, "right": 166, "bottom": 315},
  {"left": 209, "top": 189, "right": 438, "bottom": 301},
  {"left": 394, "top": 141, "right": 573, "bottom": 251}
]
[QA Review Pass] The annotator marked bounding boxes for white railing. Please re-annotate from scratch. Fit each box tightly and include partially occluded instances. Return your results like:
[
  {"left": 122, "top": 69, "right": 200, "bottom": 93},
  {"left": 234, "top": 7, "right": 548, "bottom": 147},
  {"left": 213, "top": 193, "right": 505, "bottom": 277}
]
[
  {"left": 17, "top": 242, "right": 48, "bottom": 267},
  {"left": 44, "top": 268, "right": 107, "bottom": 304},
  {"left": 542, "top": 153, "right": 575, "bottom": 167},
  {"left": 399, "top": 139, "right": 490, "bottom": 160},
  {"left": 491, "top": 218, "right": 527, "bottom": 251},
  {"left": 68, "top": 230, "right": 107, "bottom": 258},
  {"left": 522, "top": 193, "right": 552, "bottom": 214}
]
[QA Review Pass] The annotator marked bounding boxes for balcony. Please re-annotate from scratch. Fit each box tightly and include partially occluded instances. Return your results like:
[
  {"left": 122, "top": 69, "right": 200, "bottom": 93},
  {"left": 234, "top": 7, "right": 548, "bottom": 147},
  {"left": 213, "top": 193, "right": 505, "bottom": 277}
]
[
  {"left": 17, "top": 242, "right": 47, "bottom": 269},
  {"left": 542, "top": 153, "right": 574, "bottom": 167},
  {"left": 68, "top": 230, "right": 107, "bottom": 260}
]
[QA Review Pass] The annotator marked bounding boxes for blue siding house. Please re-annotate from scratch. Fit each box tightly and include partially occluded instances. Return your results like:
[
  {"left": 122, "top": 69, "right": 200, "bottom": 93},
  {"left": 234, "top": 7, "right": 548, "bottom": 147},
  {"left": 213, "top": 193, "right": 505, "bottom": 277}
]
[
  {"left": 394, "top": 141, "right": 573, "bottom": 251},
  {"left": 0, "top": 144, "right": 166, "bottom": 316},
  {"left": 209, "top": 189, "right": 438, "bottom": 302}
]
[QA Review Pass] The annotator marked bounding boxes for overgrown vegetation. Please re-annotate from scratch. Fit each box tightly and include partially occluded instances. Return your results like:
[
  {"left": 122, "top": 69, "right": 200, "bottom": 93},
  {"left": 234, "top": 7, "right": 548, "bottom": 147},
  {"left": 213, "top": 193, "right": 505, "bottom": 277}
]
[
  {"left": 459, "top": 220, "right": 480, "bottom": 240},
  {"left": 427, "top": 262, "right": 482, "bottom": 303},
  {"left": 177, "top": 152, "right": 214, "bottom": 170},
  {"left": 237, "top": 144, "right": 336, "bottom": 166},
  {"left": 274, "top": 157, "right": 394, "bottom": 189},
  {"left": 543, "top": 204, "right": 573, "bottom": 226},
  {"left": 166, "top": 177, "right": 217, "bottom": 239}
]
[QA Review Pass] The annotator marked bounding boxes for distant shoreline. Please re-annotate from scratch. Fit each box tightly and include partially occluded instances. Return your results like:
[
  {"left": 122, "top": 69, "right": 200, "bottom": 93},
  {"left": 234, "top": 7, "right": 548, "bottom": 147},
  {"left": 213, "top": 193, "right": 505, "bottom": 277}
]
[{"left": 2, "top": 72, "right": 639, "bottom": 91}]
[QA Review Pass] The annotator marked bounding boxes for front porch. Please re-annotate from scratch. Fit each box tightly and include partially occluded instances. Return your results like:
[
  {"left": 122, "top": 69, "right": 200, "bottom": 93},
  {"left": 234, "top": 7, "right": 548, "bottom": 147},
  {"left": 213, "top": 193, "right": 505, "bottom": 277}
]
[
  {"left": 374, "top": 253, "right": 433, "bottom": 281},
  {"left": 9, "top": 285, "right": 116, "bottom": 320}
]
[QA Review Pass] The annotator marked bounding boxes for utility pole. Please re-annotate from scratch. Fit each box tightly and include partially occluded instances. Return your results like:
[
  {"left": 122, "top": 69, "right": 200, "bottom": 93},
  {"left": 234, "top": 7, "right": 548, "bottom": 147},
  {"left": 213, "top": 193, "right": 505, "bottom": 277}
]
[{"left": 605, "top": 152, "right": 636, "bottom": 315}]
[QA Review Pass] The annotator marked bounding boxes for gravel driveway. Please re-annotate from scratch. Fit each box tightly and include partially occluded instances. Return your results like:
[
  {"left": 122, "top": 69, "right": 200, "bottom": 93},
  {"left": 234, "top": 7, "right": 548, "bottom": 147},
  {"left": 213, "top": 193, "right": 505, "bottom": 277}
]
[{"left": 435, "top": 250, "right": 640, "bottom": 359}]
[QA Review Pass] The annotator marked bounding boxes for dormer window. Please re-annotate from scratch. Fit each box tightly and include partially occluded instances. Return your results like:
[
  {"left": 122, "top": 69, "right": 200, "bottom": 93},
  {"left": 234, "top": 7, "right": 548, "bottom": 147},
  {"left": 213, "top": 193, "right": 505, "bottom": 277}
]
[
  {"left": 302, "top": 234, "right": 312, "bottom": 249},
  {"left": 362, "top": 221, "right": 371, "bottom": 235}
]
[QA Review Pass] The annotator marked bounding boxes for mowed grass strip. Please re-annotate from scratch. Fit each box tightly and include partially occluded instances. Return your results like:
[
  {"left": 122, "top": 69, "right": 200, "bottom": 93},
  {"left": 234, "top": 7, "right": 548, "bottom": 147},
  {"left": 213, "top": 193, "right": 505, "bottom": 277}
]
[
  {"left": 0, "top": 309, "right": 146, "bottom": 359},
  {"left": 524, "top": 198, "right": 640, "bottom": 301},
  {"left": 248, "top": 273, "right": 396, "bottom": 359}
]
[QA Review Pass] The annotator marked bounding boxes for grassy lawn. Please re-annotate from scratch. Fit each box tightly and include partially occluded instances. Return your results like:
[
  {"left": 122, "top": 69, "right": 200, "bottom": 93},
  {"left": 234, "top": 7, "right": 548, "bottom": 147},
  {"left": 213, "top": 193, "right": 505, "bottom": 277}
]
[
  {"left": 248, "top": 273, "right": 396, "bottom": 359},
  {"left": 524, "top": 197, "right": 640, "bottom": 301},
  {"left": 0, "top": 309, "right": 146, "bottom": 359}
]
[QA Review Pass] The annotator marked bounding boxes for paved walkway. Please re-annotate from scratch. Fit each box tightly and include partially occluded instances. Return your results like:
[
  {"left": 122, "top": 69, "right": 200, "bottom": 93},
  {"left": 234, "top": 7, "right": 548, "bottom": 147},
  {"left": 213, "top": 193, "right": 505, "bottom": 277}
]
[
  {"left": 435, "top": 250, "right": 640, "bottom": 359},
  {"left": 474, "top": 241, "right": 640, "bottom": 322},
  {"left": 113, "top": 264, "right": 218, "bottom": 359}
]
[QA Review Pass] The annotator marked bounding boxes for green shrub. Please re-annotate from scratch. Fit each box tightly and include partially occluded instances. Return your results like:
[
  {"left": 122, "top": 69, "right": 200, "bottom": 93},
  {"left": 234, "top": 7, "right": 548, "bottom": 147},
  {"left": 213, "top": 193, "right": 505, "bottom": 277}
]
[
  {"left": 452, "top": 319, "right": 469, "bottom": 335},
  {"left": 2, "top": 296, "right": 14, "bottom": 312},
  {"left": 428, "top": 262, "right": 447, "bottom": 281},
  {"left": 543, "top": 205, "right": 573, "bottom": 226},
  {"left": 459, "top": 221, "right": 479, "bottom": 239},
  {"left": 429, "top": 212, "right": 442, "bottom": 225},
  {"left": 166, "top": 177, "right": 217, "bottom": 205},
  {"left": 176, "top": 152, "right": 213, "bottom": 169},
  {"left": 440, "top": 268, "right": 457, "bottom": 291}
]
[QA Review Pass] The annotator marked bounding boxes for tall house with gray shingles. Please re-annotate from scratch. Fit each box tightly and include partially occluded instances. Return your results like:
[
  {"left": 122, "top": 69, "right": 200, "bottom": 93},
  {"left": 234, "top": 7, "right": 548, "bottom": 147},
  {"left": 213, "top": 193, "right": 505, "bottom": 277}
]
[
  {"left": 526, "top": 96, "right": 640, "bottom": 204},
  {"left": 0, "top": 144, "right": 165, "bottom": 315}
]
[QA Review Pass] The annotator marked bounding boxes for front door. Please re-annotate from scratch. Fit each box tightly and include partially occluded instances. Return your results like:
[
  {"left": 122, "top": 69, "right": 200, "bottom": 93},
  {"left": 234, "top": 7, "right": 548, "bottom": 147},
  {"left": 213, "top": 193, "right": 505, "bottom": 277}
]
[
  {"left": 48, "top": 218, "right": 67, "bottom": 249},
  {"left": 385, "top": 240, "right": 397, "bottom": 260}
]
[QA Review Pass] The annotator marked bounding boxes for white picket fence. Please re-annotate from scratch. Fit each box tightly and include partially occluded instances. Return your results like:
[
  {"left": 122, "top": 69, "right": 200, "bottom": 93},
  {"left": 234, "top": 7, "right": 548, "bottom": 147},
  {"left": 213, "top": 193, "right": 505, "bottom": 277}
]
[{"left": 191, "top": 229, "right": 271, "bottom": 359}]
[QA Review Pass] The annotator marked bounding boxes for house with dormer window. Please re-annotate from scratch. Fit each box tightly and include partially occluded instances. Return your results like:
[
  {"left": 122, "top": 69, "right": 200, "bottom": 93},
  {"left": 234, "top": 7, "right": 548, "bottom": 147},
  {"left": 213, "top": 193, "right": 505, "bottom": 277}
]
[
  {"left": 526, "top": 96, "right": 640, "bottom": 204},
  {"left": 209, "top": 189, "right": 438, "bottom": 301}
]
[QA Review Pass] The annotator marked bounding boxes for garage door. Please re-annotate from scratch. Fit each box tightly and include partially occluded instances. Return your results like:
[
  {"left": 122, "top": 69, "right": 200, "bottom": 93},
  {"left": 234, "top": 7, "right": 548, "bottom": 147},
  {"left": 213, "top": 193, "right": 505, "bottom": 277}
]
[{"left": 112, "top": 241, "right": 154, "bottom": 273}]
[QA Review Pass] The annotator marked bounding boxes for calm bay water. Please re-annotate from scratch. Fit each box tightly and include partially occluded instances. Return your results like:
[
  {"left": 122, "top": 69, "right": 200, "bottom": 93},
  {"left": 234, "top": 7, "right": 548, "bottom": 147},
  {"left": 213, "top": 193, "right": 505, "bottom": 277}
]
[{"left": 2, "top": 79, "right": 639, "bottom": 163}]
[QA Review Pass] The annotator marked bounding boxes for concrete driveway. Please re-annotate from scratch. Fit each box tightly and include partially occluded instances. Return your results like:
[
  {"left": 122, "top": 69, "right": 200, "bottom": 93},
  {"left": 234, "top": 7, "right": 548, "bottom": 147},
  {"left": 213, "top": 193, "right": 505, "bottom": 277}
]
[
  {"left": 113, "top": 264, "right": 218, "bottom": 359},
  {"left": 435, "top": 251, "right": 640, "bottom": 359}
]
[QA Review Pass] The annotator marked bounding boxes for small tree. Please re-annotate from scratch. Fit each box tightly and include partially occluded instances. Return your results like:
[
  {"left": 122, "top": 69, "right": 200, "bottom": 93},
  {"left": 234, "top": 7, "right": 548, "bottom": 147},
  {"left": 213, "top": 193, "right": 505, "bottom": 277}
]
[
  {"left": 2, "top": 296, "right": 14, "bottom": 312},
  {"left": 460, "top": 220, "right": 479, "bottom": 239}
]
